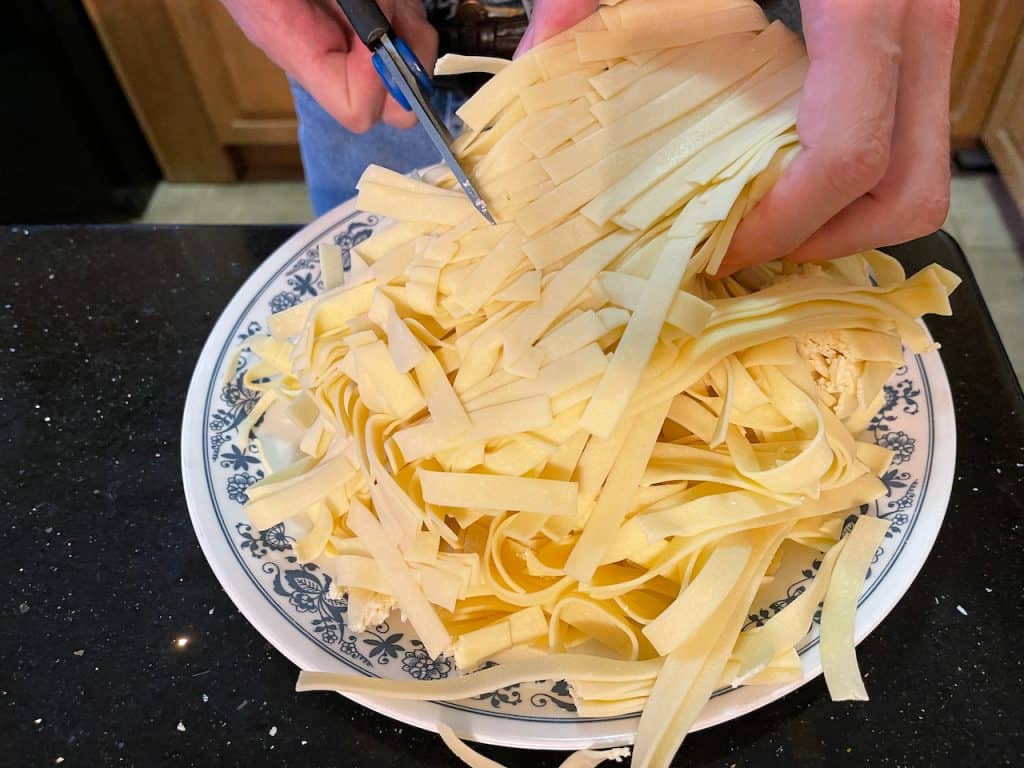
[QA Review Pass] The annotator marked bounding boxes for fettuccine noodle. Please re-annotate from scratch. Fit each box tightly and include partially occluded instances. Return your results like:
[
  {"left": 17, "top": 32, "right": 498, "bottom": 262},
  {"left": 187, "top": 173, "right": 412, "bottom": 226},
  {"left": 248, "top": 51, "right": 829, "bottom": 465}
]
[{"left": 236, "top": 1, "right": 959, "bottom": 766}]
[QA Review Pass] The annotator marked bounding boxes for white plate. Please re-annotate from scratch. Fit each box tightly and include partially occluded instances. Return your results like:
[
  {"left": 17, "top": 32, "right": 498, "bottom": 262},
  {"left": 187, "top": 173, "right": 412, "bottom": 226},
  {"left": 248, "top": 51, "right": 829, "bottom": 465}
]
[{"left": 182, "top": 197, "right": 956, "bottom": 751}]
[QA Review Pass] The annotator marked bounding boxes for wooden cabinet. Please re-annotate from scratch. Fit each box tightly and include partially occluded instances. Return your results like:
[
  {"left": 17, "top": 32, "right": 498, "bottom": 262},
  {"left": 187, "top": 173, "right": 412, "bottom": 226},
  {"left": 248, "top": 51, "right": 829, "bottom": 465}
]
[
  {"left": 983, "top": 36, "right": 1024, "bottom": 212},
  {"left": 83, "top": 0, "right": 300, "bottom": 182},
  {"left": 163, "top": 1, "right": 297, "bottom": 147},
  {"left": 949, "top": 0, "right": 1024, "bottom": 213},
  {"left": 950, "top": 0, "right": 1024, "bottom": 147}
]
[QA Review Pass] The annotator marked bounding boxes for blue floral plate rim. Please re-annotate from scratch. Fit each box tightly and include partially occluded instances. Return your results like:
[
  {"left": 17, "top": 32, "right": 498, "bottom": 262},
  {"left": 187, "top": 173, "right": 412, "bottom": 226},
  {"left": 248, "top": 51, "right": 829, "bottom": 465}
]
[{"left": 181, "top": 197, "right": 957, "bottom": 750}]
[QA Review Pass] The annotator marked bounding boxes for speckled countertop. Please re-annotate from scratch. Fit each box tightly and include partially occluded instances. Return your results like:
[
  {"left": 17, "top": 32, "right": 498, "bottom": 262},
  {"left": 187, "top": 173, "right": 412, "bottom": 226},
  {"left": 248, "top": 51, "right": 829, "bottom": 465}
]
[{"left": 2, "top": 225, "right": 1022, "bottom": 767}]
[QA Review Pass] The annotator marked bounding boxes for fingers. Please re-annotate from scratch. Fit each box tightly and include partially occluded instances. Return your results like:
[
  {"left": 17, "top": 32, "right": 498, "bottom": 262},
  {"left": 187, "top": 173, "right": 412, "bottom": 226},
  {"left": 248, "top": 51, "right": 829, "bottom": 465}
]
[
  {"left": 298, "top": 48, "right": 385, "bottom": 133},
  {"left": 298, "top": 0, "right": 439, "bottom": 133},
  {"left": 251, "top": 0, "right": 386, "bottom": 133},
  {"left": 788, "top": 0, "right": 959, "bottom": 262},
  {"left": 723, "top": 1, "right": 905, "bottom": 272},
  {"left": 381, "top": 0, "right": 439, "bottom": 129},
  {"left": 788, "top": 0, "right": 958, "bottom": 262},
  {"left": 515, "top": 0, "right": 599, "bottom": 56},
  {"left": 783, "top": 192, "right": 902, "bottom": 264},
  {"left": 231, "top": 0, "right": 437, "bottom": 133}
]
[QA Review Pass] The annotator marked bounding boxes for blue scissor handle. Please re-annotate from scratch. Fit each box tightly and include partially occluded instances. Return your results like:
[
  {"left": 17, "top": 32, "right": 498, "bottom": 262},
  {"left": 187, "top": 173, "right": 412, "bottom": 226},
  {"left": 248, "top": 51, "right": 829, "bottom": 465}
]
[{"left": 372, "top": 38, "right": 434, "bottom": 111}]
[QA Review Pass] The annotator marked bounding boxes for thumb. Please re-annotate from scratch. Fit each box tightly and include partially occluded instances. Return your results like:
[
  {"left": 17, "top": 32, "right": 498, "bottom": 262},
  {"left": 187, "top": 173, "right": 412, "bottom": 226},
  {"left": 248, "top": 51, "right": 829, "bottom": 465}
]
[{"left": 516, "top": 0, "right": 599, "bottom": 56}]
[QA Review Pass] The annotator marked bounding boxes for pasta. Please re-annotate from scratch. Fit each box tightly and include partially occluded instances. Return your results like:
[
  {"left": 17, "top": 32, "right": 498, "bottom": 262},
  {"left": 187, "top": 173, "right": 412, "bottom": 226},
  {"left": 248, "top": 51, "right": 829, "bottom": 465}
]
[{"left": 236, "top": 1, "right": 960, "bottom": 766}]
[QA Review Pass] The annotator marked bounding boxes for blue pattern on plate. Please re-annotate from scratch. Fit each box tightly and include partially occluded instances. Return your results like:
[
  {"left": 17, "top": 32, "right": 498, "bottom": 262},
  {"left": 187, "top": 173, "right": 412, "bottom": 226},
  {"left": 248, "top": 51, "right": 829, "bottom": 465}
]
[{"left": 199, "top": 210, "right": 937, "bottom": 721}]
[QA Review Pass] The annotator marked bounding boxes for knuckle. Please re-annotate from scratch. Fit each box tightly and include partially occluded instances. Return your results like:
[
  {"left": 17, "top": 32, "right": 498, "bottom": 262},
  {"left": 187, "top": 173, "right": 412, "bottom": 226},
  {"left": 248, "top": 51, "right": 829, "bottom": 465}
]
[
  {"left": 344, "top": 112, "right": 375, "bottom": 134},
  {"left": 385, "top": 107, "right": 417, "bottom": 129},
  {"left": 396, "top": 114, "right": 418, "bottom": 130},
  {"left": 899, "top": 160, "right": 952, "bottom": 238},
  {"left": 907, "top": 193, "right": 950, "bottom": 238},
  {"left": 883, "top": 188, "right": 949, "bottom": 242},
  {"left": 826, "top": 133, "right": 891, "bottom": 196}
]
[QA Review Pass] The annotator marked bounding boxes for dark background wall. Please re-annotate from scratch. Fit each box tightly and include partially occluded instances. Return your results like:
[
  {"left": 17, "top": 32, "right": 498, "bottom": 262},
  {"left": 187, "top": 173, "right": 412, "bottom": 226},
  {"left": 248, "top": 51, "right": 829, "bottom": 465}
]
[{"left": 1, "top": 1, "right": 159, "bottom": 223}]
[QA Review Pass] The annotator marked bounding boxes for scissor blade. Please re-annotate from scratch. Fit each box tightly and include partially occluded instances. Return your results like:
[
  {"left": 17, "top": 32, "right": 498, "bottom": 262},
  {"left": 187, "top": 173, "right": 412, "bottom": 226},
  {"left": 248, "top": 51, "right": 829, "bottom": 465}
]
[{"left": 377, "top": 35, "right": 496, "bottom": 224}]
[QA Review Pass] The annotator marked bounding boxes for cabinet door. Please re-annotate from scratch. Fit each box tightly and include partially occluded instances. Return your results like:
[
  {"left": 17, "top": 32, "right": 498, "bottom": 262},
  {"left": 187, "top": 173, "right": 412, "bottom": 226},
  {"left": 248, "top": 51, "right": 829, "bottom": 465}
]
[
  {"left": 82, "top": 0, "right": 236, "bottom": 181},
  {"left": 950, "top": 0, "right": 1024, "bottom": 147},
  {"left": 85, "top": 0, "right": 302, "bottom": 180},
  {"left": 164, "top": 0, "right": 298, "bottom": 146},
  {"left": 983, "top": 37, "right": 1024, "bottom": 214}
]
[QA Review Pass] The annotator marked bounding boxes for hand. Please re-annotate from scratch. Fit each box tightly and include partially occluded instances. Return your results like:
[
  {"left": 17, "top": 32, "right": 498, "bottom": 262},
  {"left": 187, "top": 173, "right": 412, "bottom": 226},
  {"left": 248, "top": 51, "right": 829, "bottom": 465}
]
[
  {"left": 515, "top": 0, "right": 599, "bottom": 56},
  {"left": 723, "top": 0, "right": 960, "bottom": 272},
  {"left": 517, "top": 1, "right": 959, "bottom": 273},
  {"left": 221, "top": 0, "right": 438, "bottom": 133}
]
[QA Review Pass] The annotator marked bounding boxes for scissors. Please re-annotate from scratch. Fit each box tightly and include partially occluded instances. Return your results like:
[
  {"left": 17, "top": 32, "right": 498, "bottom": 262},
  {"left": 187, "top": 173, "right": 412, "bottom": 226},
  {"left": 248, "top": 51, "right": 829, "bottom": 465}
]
[{"left": 334, "top": 0, "right": 496, "bottom": 224}]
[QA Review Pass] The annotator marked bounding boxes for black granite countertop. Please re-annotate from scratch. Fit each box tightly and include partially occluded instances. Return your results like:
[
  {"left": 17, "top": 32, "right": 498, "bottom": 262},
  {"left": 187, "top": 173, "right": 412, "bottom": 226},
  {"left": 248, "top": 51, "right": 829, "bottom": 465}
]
[{"left": 2, "top": 225, "right": 1022, "bottom": 767}]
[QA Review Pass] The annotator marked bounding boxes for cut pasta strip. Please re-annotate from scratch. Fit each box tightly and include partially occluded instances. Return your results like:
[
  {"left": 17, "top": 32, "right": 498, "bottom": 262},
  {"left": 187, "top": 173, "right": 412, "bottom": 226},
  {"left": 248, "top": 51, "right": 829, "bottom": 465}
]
[
  {"left": 494, "top": 270, "right": 541, "bottom": 302},
  {"left": 297, "top": 654, "right": 664, "bottom": 699},
  {"left": 319, "top": 243, "right": 344, "bottom": 290},
  {"left": 631, "top": 526, "right": 787, "bottom": 768},
  {"left": 597, "top": 271, "right": 713, "bottom": 337},
  {"left": 419, "top": 470, "right": 579, "bottom": 517},
  {"left": 521, "top": 66, "right": 606, "bottom": 113},
  {"left": 575, "top": 5, "right": 769, "bottom": 62},
  {"left": 589, "top": 45, "right": 690, "bottom": 100},
  {"left": 732, "top": 533, "right": 849, "bottom": 676},
  {"left": 394, "top": 395, "right": 553, "bottom": 463},
  {"left": 501, "top": 231, "right": 639, "bottom": 364},
  {"left": 820, "top": 514, "right": 891, "bottom": 700},
  {"left": 554, "top": 27, "right": 788, "bottom": 184},
  {"left": 579, "top": 236, "right": 699, "bottom": 438},
  {"left": 643, "top": 534, "right": 752, "bottom": 655},
  {"left": 523, "top": 216, "right": 615, "bottom": 271},
  {"left": 357, "top": 182, "right": 477, "bottom": 226},
  {"left": 346, "top": 500, "right": 451, "bottom": 658},
  {"left": 520, "top": 99, "right": 597, "bottom": 158},
  {"left": 436, "top": 725, "right": 631, "bottom": 768},
  {"left": 457, "top": 54, "right": 542, "bottom": 131},
  {"left": 414, "top": 350, "right": 471, "bottom": 434},
  {"left": 565, "top": 399, "right": 670, "bottom": 583},
  {"left": 617, "top": 0, "right": 754, "bottom": 29},
  {"left": 584, "top": 67, "right": 806, "bottom": 226},
  {"left": 435, "top": 53, "right": 511, "bottom": 76}
]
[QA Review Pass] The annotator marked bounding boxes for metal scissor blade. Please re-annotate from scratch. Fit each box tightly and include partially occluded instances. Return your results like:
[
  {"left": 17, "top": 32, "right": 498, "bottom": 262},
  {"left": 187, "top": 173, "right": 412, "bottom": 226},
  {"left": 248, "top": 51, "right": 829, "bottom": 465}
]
[{"left": 376, "top": 35, "right": 496, "bottom": 224}]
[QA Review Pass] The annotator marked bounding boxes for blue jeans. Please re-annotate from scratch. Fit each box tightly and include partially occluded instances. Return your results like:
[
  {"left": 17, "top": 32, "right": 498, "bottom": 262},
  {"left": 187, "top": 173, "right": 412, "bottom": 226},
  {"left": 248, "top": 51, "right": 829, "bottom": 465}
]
[{"left": 290, "top": 79, "right": 464, "bottom": 216}]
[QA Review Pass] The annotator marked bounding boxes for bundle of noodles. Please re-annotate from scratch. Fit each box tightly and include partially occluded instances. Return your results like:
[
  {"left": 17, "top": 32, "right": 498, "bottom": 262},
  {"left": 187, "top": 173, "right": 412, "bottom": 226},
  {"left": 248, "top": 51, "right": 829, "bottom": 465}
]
[{"left": 232, "top": 1, "right": 959, "bottom": 765}]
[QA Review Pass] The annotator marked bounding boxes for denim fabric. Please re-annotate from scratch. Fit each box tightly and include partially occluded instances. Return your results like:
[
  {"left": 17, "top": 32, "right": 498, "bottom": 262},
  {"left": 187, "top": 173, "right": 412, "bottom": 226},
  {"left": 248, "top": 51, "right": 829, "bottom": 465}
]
[{"left": 290, "top": 79, "right": 464, "bottom": 216}]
